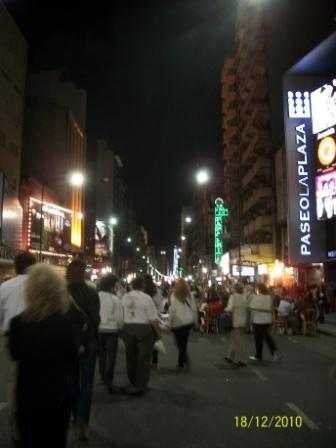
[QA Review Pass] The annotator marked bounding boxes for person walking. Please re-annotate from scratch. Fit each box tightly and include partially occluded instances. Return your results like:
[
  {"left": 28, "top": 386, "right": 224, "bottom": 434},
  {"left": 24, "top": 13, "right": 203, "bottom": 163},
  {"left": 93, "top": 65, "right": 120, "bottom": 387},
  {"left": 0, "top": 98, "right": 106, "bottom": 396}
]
[
  {"left": 8, "top": 263, "right": 79, "bottom": 448},
  {"left": 97, "top": 274, "right": 123, "bottom": 394},
  {"left": 224, "top": 283, "right": 249, "bottom": 367},
  {"left": 249, "top": 283, "right": 281, "bottom": 362},
  {"left": 143, "top": 274, "right": 163, "bottom": 369},
  {"left": 169, "top": 279, "right": 198, "bottom": 371},
  {"left": 122, "top": 277, "right": 161, "bottom": 395},
  {"left": 66, "top": 259, "right": 100, "bottom": 443},
  {"left": 0, "top": 251, "right": 36, "bottom": 445}
]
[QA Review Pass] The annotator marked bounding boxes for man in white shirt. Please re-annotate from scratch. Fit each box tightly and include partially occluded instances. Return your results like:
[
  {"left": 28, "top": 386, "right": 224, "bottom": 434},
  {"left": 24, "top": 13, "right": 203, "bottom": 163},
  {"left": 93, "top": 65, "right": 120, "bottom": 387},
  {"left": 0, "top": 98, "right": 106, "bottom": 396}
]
[
  {"left": 0, "top": 251, "right": 36, "bottom": 443},
  {"left": 249, "top": 283, "right": 281, "bottom": 362},
  {"left": 121, "top": 277, "right": 160, "bottom": 395}
]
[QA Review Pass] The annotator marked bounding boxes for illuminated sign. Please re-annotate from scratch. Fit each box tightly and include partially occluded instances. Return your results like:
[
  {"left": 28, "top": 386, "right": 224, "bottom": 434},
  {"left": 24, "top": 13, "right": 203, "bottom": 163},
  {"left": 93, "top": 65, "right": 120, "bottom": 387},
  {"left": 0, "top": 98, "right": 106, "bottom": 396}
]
[
  {"left": 95, "top": 220, "right": 113, "bottom": 256},
  {"left": 316, "top": 169, "right": 336, "bottom": 220},
  {"left": 173, "top": 246, "right": 179, "bottom": 277},
  {"left": 284, "top": 76, "right": 326, "bottom": 263},
  {"left": 232, "top": 265, "right": 255, "bottom": 277},
  {"left": 214, "top": 198, "right": 229, "bottom": 265},
  {"left": 28, "top": 197, "right": 72, "bottom": 252},
  {"left": 311, "top": 79, "right": 336, "bottom": 135}
]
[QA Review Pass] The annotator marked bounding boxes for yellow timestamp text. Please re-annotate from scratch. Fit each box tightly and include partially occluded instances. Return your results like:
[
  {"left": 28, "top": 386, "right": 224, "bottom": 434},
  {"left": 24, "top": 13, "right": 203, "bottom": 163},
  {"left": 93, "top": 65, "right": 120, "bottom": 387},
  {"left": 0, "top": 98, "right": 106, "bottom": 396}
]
[{"left": 234, "top": 415, "right": 303, "bottom": 429}]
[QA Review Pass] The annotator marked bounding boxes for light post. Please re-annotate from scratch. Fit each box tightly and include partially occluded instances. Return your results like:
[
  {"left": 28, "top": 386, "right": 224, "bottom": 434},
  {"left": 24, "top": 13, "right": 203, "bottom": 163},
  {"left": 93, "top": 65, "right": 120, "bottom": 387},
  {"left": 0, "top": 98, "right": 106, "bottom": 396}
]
[{"left": 195, "top": 168, "right": 211, "bottom": 271}]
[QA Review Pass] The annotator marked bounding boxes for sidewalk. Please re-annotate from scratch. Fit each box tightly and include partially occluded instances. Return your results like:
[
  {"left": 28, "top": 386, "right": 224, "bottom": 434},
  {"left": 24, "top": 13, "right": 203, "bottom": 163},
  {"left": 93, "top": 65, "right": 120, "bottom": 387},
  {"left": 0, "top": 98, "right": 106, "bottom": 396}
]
[{"left": 318, "top": 312, "right": 336, "bottom": 337}]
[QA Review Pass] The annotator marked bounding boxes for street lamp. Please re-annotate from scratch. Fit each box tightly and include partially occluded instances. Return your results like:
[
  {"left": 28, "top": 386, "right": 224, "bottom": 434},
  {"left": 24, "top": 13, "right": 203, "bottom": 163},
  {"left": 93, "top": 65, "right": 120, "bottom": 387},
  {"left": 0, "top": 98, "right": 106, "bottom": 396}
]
[
  {"left": 109, "top": 216, "right": 118, "bottom": 226},
  {"left": 181, "top": 235, "right": 186, "bottom": 241},
  {"left": 185, "top": 216, "right": 192, "bottom": 224},
  {"left": 126, "top": 237, "right": 132, "bottom": 243},
  {"left": 195, "top": 169, "right": 210, "bottom": 185},
  {"left": 69, "top": 171, "right": 85, "bottom": 187},
  {"left": 136, "top": 247, "right": 140, "bottom": 252}
]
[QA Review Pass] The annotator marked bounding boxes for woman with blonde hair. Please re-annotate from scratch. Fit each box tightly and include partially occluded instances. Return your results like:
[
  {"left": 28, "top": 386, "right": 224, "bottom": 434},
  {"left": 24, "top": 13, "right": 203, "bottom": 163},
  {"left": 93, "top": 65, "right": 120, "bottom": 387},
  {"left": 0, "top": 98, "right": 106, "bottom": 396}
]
[
  {"left": 169, "top": 279, "right": 198, "bottom": 371},
  {"left": 9, "top": 264, "right": 79, "bottom": 448}
]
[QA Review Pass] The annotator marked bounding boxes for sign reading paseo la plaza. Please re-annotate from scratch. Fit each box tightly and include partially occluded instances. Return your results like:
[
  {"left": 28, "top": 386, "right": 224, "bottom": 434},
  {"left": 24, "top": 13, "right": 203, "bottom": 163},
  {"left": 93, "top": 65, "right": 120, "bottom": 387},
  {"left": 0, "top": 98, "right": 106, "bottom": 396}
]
[{"left": 284, "top": 74, "right": 336, "bottom": 263}]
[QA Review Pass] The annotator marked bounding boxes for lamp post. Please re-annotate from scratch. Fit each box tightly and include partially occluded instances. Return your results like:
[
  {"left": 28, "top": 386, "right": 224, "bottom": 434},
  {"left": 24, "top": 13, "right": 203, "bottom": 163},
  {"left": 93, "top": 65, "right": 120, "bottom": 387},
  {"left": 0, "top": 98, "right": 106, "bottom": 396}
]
[{"left": 195, "top": 168, "right": 211, "bottom": 271}]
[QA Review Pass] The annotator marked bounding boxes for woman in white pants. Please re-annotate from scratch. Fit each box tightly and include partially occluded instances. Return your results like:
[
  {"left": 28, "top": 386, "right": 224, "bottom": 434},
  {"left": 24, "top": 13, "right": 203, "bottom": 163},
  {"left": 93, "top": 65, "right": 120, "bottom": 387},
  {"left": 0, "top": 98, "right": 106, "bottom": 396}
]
[{"left": 224, "top": 283, "right": 249, "bottom": 367}]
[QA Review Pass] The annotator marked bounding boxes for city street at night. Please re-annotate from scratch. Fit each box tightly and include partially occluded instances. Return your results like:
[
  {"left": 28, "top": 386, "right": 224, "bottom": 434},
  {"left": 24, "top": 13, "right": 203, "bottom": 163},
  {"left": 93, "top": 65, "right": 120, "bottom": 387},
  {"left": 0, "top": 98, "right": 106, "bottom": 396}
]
[{"left": 1, "top": 330, "right": 335, "bottom": 448}]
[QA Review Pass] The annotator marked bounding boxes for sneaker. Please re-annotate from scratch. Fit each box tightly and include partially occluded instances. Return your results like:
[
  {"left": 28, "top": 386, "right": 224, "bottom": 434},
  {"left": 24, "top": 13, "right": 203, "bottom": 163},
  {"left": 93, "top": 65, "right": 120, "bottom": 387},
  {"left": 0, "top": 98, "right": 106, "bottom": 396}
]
[
  {"left": 249, "top": 355, "right": 261, "bottom": 362},
  {"left": 224, "top": 356, "right": 233, "bottom": 364}
]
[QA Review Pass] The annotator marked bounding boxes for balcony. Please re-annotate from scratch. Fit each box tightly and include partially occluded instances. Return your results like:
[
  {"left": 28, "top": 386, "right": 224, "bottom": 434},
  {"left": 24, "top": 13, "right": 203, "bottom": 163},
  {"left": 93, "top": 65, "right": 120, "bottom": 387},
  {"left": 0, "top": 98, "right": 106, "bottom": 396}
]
[
  {"left": 243, "top": 187, "right": 273, "bottom": 215},
  {"left": 242, "top": 157, "right": 271, "bottom": 189},
  {"left": 243, "top": 215, "right": 273, "bottom": 239}
]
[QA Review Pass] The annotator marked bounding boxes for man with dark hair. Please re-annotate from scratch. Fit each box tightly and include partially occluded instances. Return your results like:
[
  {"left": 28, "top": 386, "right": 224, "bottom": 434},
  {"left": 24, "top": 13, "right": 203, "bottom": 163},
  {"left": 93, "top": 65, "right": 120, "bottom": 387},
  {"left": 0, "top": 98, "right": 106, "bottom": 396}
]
[
  {"left": 0, "top": 250, "right": 36, "bottom": 445},
  {"left": 66, "top": 258, "right": 100, "bottom": 443}
]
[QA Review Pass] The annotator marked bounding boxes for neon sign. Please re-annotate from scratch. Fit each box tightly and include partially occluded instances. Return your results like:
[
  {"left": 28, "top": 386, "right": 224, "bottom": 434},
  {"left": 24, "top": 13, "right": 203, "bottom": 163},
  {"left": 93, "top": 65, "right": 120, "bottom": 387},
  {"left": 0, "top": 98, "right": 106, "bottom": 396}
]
[{"left": 214, "top": 198, "right": 228, "bottom": 265}]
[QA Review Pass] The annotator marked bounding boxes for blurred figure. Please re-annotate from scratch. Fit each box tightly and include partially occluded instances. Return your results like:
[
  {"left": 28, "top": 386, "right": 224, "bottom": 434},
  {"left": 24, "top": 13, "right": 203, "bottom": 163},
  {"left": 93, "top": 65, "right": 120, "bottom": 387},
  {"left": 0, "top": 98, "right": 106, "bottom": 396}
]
[
  {"left": 122, "top": 277, "right": 161, "bottom": 395},
  {"left": 144, "top": 274, "right": 163, "bottom": 369},
  {"left": 0, "top": 251, "right": 36, "bottom": 444},
  {"left": 98, "top": 274, "right": 123, "bottom": 394},
  {"left": 169, "top": 279, "right": 198, "bottom": 371},
  {"left": 224, "top": 283, "right": 249, "bottom": 367},
  {"left": 67, "top": 259, "right": 100, "bottom": 443},
  {"left": 249, "top": 283, "right": 281, "bottom": 362},
  {"left": 9, "top": 264, "right": 78, "bottom": 448}
]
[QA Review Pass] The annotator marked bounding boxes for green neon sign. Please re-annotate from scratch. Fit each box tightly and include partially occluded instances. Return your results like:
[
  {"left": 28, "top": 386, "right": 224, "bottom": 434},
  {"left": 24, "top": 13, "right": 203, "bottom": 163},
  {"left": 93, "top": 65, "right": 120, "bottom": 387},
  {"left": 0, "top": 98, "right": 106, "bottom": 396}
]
[{"left": 214, "top": 198, "right": 229, "bottom": 264}]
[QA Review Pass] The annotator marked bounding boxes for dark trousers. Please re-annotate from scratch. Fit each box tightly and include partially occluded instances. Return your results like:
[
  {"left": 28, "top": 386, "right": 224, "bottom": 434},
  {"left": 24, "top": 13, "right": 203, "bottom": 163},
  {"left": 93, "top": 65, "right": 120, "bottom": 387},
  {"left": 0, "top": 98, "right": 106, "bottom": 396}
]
[
  {"left": 253, "top": 324, "right": 277, "bottom": 360},
  {"left": 72, "top": 354, "right": 96, "bottom": 425},
  {"left": 152, "top": 350, "right": 158, "bottom": 366},
  {"left": 122, "top": 324, "right": 155, "bottom": 390},
  {"left": 99, "top": 333, "right": 119, "bottom": 386},
  {"left": 18, "top": 402, "right": 71, "bottom": 448},
  {"left": 172, "top": 324, "right": 193, "bottom": 368}
]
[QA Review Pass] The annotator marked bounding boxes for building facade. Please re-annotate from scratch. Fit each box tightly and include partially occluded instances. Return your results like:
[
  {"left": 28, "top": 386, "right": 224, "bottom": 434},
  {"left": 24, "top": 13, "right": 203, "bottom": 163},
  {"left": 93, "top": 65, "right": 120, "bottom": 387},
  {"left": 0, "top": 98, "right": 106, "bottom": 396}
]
[
  {"left": 22, "top": 71, "right": 86, "bottom": 258},
  {"left": 0, "top": 1, "right": 27, "bottom": 258}
]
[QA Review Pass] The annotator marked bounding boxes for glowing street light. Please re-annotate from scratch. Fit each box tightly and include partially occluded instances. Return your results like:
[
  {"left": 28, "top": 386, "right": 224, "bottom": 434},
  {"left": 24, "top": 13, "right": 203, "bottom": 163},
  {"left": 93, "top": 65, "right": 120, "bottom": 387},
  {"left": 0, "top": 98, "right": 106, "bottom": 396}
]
[
  {"left": 109, "top": 216, "right": 118, "bottom": 226},
  {"left": 69, "top": 171, "right": 85, "bottom": 187},
  {"left": 181, "top": 235, "right": 186, "bottom": 241},
  {"left": 160, "top": 250, "right": 166, "bottom": 255},
  {"left": 196, "top": 169, "right": 210, "bottom": 185},
  {"left": 126, "top": 237, "right": 132, "bottom": 243},
  {"left": 185, "top": 216, "right": 192, "bottom": 224},
  {"left": 136, "top": 247, "right": 140, "bottom": 252}
]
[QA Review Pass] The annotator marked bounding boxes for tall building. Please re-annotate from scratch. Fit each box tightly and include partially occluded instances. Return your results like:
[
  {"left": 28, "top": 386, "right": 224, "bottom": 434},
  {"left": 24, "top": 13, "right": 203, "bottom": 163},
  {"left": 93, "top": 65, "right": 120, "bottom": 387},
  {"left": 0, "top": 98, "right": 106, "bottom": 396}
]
[
  {"left": 222, "top": 0, "right": 336, "bottom": 269},
  {"left": 0, "top": 1, "right": 27, "bottom": 259},
  {"left": 22, "top": 70, "right": 86, "bottom": 260}
]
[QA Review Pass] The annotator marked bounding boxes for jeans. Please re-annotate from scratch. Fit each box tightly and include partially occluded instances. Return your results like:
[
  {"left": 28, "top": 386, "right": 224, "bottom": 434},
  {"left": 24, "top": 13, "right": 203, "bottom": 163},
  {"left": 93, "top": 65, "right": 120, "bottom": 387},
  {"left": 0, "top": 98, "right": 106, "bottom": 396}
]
[
  {"left": 172, "top": 324, "right": 193, "bottom": 368},
  {"left": 72, "top": 354, "right": 96, "bottom": 425},
  {"left": 122, "top": 324, "right": 155, "bottom": 390},
  {"left": 253, "top": 324, "right": 277, "bottom": 360},
  {"left": 99, "top": 333, "right": 119, "bottom": 386}
]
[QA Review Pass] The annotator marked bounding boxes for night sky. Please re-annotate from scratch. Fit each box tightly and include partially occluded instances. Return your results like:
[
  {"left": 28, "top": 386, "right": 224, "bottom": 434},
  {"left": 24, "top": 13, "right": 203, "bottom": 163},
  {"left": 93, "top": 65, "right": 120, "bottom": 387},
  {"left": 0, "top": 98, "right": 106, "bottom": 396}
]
[{"left": 6, "top": 0, "right": 236, "bottom": 248}]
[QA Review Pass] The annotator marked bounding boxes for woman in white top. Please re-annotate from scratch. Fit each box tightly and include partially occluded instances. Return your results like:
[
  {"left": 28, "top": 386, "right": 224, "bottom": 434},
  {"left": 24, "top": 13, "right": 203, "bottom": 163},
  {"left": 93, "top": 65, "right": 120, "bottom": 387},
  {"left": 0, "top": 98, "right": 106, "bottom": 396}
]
[
  {"left": 249, "top": 283, "right": 280, "bottom": 362},
  {"left": 98, "top": 275, "right": 123, "bottom": 393},
  {"left": 121, "top": 277, "right": 161, "bottom": 395},
  {"left": 224, "top": 283, "right": 249, "bottom": 366},
  {"left": 169, "top": 279, "right": 198, "bottom": 371}
]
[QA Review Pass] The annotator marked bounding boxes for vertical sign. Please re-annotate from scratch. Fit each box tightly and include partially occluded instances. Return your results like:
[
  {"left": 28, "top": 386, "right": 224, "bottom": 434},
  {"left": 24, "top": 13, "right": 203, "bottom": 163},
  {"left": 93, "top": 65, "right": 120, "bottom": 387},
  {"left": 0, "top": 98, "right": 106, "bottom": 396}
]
[
  {"left": 214, "top": 198, "right": 229, "bottom": 265},
  {"left": 283, "top": 76, "right": 326, "bottom": 263}
]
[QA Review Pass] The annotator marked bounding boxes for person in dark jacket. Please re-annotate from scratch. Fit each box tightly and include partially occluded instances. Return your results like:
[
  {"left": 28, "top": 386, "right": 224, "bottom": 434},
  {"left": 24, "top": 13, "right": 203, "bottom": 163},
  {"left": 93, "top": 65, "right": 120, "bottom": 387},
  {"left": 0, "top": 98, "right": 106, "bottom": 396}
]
[
  {"left": 66, "top": 259, "right": 100, "bottom": 443},
  {"left": 9, "top": 263, "right": 78, "bottom": 448}
]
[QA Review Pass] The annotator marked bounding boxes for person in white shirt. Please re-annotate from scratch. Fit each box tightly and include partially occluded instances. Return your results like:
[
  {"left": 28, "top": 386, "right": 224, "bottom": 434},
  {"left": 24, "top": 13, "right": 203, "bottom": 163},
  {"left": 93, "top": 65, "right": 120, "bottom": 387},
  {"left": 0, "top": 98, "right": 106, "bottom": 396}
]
[
  {"left": 169, "top": 279, "right": 198, "bottom": 371},
  {"left": 249, "top": 283, "right": 281, "bottom": 362},
  {"left": 97, "top": 274, "right": 123, "bottom": 394},
  {"left": 278, "top": 297, "right": 294, "bottom": 317},
  {"left": 0, "top": 251, "right": 36, "bottom": 443},
  {"left": 121, "top": 277, "right": 161, "bottom": 395},
  {"left": 224, "top": 283, "right": 249, "bottom": 367}
]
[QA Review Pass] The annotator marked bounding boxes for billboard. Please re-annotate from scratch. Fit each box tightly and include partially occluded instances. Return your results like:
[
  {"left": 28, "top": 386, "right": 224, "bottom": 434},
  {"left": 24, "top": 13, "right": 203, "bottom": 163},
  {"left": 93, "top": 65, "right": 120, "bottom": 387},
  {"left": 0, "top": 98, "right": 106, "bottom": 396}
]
[
  {"left": 284, "top": 77, "right": 327, "bottom": 263},
  {"left": 95, "top": 220, "right": 113, "bottom": 257},
  {"left": 214, "top": 198, "right": 229, "bottom": 265},
  {"left": 28, "top": 197, "right": 72, "bottom": 252}
]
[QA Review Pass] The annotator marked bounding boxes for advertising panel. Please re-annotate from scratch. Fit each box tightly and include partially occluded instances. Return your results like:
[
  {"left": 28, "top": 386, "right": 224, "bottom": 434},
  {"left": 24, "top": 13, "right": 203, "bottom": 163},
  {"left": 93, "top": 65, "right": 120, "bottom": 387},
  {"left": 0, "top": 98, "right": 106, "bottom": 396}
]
[
  {"left": 28, "top": 197, "right": 72, "bottom": 252},
  {"left": 214, "top": 198, "right": 229, "bottom": 265},
  {"left": 95, "top": 220, "right": 113, "bottom": 257},
  {"left": 283, "top": 76, "right": 326, "bottom": 263}
]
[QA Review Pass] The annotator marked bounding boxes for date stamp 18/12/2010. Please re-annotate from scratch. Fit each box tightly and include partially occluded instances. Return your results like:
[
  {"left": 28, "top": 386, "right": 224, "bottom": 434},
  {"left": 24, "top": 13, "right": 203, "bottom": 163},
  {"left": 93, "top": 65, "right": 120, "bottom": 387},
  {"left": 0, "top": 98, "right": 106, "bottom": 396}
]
[{"left": 234, "top": 415, "right": 303, "bottom": 430}]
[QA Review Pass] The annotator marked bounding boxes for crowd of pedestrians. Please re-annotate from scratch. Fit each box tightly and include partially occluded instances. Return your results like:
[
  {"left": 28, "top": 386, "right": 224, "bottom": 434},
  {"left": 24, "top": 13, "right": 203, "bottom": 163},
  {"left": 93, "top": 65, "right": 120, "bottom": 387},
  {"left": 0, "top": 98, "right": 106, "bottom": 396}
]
[{"left": 0, "top": 252, "right": 335, "bottom": 447}]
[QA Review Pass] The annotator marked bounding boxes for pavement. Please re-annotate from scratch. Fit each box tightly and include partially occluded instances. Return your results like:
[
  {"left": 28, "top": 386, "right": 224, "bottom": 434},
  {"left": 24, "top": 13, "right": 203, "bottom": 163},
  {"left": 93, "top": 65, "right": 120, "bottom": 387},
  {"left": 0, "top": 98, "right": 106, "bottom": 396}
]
[
  {"left": 0, "top": 330, "right": 336, "bottom": 448},
  {"left": 318, "top": 312, "right": 336, "bottom": 337}
]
